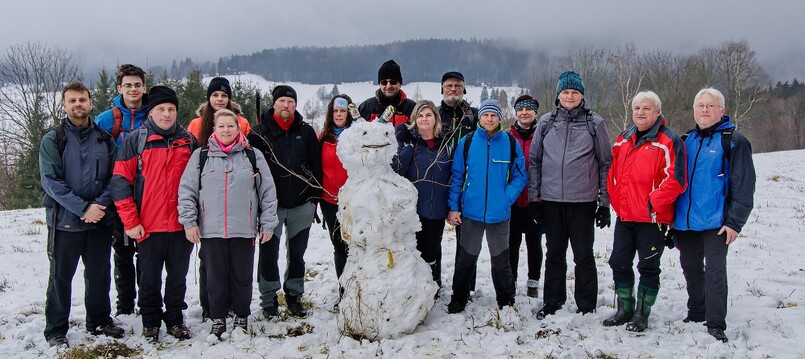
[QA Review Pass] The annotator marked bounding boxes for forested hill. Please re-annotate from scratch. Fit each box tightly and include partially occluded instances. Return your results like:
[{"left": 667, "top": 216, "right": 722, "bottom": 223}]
[{"left": 212, "top": 38, "right": 531, "bottom": 86}]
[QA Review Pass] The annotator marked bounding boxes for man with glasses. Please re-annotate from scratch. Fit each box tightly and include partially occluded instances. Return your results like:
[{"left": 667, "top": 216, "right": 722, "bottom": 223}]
[
  {"left": 358, "top": 59, "right": 416, "bottom": 127},
  {"left": 673, "top": 88, "right": 755, "bottom": 343},
  {"left": 95, "top": 64, "right": 148, "bottom": 316}
]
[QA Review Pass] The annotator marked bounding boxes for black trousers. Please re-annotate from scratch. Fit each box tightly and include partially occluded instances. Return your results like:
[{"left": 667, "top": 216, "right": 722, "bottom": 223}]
[
  {"left": 677, "top": 228, "right": 729, "bottom": 330},
  {"left": 137, "top": 231, "right": 193, "bottom": 328},
  {"left": 201, "top": 237, "right": 255, "bottom": 319},
  {"left": 321, "top": 201, "right": 348, "bottom": 279},
  {"left": 111, "top": 216, "right": 138, "bottom": 312},
  {"left": 608, "top": 218, "right": 666, "bottom": 289},
  {"left": 509, "top": 205, "right": 544, "bottom": 283},
  {"left": 453, "top": 224, "right": 476, "bottom": 292},
  {"left": 199, "top": 245, "right": 233, "bottom": 315},
  {"left": 452, "top": 218, "right": 514, "bottom": 306},
  {"left": 417, "top": 217, "right": 446, "bottom": 285},
  {"left": 542, "top": 201, "right": 598, "bottom": 310},
  {"left": 44, "top": 225, "right": 113, "bottom": 340}
]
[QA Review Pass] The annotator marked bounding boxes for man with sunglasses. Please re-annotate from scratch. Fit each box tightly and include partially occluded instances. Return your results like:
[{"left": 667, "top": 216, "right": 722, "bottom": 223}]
[
  {"left": 358, "top": 59, "right": 416, "bottom": 127},
  {"left": 94, "top": 64, "right": 149, "bottom": 317}
]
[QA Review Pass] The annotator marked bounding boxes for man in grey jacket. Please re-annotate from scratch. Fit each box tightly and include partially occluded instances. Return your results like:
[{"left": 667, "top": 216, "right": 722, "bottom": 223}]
[{"left": 528, "top": 71, "right": 613, "bottom": 319}]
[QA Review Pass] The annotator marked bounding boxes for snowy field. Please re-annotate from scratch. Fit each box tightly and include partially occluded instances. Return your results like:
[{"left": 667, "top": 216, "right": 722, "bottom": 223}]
[{"left": 0, "top": 147, "right": 804, "bottom": 358}]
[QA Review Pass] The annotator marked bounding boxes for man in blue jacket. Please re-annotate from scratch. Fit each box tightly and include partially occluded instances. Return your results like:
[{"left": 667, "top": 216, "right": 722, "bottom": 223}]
[
  {"left": 94, "top": 64, "right": 148, "bottom": 316},
  {"left": 40, "top": 81, "right": 125, "bottom": 347},
  {"left": 446, "top": 99, "right": 527, "bottom": 313},
  {"left": 673, "top": 88, "right": 756, "bottom": 343}
]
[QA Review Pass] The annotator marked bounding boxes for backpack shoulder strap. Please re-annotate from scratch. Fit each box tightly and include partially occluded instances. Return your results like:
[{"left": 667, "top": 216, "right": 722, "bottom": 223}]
[
  {"left": 197, "top": 148, "right": 209, "bottom": 191},
  {"left": 721, "top": 128, "right": 733, "bottom": 159},
  {"left": 680, "top": 129, "right": 694, "bottom": 141},
  {"left": 507, "top": 131, "right": 517, "bottom": 183},
  {"left": 245, "top": 147, "right": 260, "bottom": 175},
  {"left": 540, "top": 109, "right": 559, "bottom": 138},
  {"left": 584, "top": 110, "right": 597, "bottom": 137},
  {"left": 111, "top": 107, "right": 123, "bottom": 140},
  {"left": 94, "top": 125, "right": 115, "bottom": 154},
  {"left": 462, "top": 130, "right": 475, "bottom": 168},
  {"left": 55, "top": 124, "right": 67, "bottom": 157},
  {"left": 136, "top": 126, "right": 148, "bottom": 172}
]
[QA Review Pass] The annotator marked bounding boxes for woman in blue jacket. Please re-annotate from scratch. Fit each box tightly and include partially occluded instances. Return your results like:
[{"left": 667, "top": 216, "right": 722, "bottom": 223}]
[{"left": 393, "top": 100, "right": 452, "bottom": 288}]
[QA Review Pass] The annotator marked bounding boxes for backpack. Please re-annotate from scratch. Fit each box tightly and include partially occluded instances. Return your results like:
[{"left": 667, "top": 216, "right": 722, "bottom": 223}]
[{"left": 462, "top": 130, "right": 518, "bottom": 182}]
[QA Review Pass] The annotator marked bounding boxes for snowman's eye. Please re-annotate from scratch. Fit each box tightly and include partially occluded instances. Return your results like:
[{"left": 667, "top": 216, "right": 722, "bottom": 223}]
[
  {"left": 363, "top": 131, "right": 367, "bottom": 135},
  {"left": 385, "top": 131, "right": 389, "bottom": 136}
]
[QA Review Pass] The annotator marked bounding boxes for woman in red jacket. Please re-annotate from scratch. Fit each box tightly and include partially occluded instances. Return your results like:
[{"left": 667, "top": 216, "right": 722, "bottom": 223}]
[
  {"left": 604, "top": 91, "right": 686, "bottom": 333},
  {"left": 319, "top": 94, "right": 354, "bottom": 301}
]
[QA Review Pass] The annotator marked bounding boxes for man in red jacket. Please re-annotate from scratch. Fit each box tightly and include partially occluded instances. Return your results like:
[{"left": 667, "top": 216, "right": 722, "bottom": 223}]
[
  {"left": 111, "top": 86, "right": 198, "bottom": 343},
  {"left": 604, "top": 90, "right": 686, "bottom": 333}
]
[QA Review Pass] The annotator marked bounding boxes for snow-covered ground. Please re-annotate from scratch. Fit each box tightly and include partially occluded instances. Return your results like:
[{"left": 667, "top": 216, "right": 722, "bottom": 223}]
[{"left": 1, "top": 127, "right": 804, "bottom": 355}]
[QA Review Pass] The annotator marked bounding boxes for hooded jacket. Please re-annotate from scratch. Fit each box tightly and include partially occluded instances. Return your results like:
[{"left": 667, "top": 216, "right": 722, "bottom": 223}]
[
  {"left": 448, "top": 125, "right": 527, "bottom": 224},
  {"left": 177, "top": 134, "right": 279, "bottom": 238},
  {"left": 528, "top": 99, "right": 612, "bottom": 207},
  {"left": 608, "top": 115, "right": 687, "bottom": 224},
  {"left": 674, "top": 116, "right": 755, "bottom": 232},
  {"left": 247, "top": 108, "right": 322, "bottom": 209},
  {"left": 111, "top": 119, "right": 197, "bottom": 241},
  {"left": 95, "top": 94, "right": 149, "bottom": 147},
  {"left": 358, "top": 89, "right": 416, "bottom": 127},
  {"left": 393, "top": 125, "right": 453, "bottom": 220},
  {"left": 40, "top": 119, "right": 116, "bottom": 231}
]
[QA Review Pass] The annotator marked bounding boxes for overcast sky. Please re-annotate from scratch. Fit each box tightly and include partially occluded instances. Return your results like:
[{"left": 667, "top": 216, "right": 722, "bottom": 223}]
[{"left": 1, "top": 0, "right": 801, "bottom": 81}]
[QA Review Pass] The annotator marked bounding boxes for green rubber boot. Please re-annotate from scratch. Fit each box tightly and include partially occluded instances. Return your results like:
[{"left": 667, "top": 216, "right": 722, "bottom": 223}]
[
  {"left": 603, "top": 282, "right": 635, "bottom": 327},
  {"left": 626, "top": 285, "right": 658, "bottom": 332}
]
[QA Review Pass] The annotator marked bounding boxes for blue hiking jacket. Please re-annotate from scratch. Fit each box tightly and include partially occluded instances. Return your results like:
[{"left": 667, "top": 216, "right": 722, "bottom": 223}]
[
  {"left": 448, "top": 126, "right": 527, "bottom": 224},
  {"left": 94, "top": 94, "right": 148, "bottom": 147}
]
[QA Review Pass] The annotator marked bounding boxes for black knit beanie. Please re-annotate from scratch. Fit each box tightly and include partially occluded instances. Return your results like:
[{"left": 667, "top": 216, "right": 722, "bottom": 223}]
[
  {"left": 207, "top": 77, "right": 232, "bottom": 101},
  {"left": 378, "top": 59, "right": 403, "bottom": 84}
]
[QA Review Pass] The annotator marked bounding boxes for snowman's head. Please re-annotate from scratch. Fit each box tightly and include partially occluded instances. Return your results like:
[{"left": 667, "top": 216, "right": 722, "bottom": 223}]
[{"left": 337, "top": 120, "right": 397, "bottom": 175}]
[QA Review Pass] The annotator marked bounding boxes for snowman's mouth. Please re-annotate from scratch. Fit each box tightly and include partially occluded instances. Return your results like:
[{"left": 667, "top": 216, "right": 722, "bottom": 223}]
[{"left": 363, "top": 143, "right": 391, "bottom": 149}]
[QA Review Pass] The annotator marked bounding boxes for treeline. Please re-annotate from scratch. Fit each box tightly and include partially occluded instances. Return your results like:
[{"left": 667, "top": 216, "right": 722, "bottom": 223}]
[{"left": 1, "top": 39, "right": 804, "bottom": 210}]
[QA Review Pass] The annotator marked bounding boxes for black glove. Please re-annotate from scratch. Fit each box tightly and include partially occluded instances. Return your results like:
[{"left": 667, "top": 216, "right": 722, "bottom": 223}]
[
  {"left": 664, "top": 229, "right": 678, "bottom": 249},
  {"left": 595, "top": 206, "right": 611, "bottom": 228},
  {"left": 528, "top": 202, "right": 543, "bottom": 223}
]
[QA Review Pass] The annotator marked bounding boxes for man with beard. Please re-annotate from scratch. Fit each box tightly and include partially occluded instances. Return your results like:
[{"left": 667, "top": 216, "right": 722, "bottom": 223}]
[{"left": 358, "top": 59, "right": 416, "bottom": 126}]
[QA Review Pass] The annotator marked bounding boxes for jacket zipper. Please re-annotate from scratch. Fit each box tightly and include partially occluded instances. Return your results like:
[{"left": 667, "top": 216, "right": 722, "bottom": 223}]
[
  {"left": 223, "top": 169, "right": 229, "bottom": 238},
  {"left": 484, "top": 137, "right": 490, "bottom": 222}
]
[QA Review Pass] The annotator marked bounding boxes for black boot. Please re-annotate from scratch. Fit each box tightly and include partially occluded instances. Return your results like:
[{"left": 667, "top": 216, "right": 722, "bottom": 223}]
[
  {"left": 603, "top": 282, "right": 635, "bottom": 327},
  {"left": 536, "top": 304, "right": 562, "bottom": 320},
  {"left": 626, "top": 285, "right": 658, "bottom": 332}
]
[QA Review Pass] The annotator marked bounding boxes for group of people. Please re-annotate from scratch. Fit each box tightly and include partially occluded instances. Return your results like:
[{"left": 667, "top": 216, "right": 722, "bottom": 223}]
[{"left": 39, "top": 59, "right": 755, "bottom": 348}]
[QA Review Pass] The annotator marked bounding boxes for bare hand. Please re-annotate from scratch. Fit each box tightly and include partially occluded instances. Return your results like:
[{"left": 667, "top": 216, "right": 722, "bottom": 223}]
[
  {"left": 81, "top": 203, "right": 106, "bottom": 223},
  {"left": 447, "top": 211, "right": 462, "bottom": 226},
  {"left": 718, "top": 225, "right": 739, "bottom": 245},
  {"left": 259, "top": 232, "right": 272, "bottom": 244},
  {"left": 185, "top": 226, "right": 200, "bottom": 244},
  {"left": 125, "top": 224, "right": 145, "bottom": 240}
]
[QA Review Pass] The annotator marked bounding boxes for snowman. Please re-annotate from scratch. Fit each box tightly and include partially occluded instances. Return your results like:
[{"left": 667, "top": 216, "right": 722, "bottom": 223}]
[{"left": 335, "top": 119, "right": 438, "bottom": 340}]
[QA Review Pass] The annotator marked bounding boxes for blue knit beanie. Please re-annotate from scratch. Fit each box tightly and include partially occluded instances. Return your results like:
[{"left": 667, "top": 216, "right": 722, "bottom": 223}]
[
  {"left": 556, "top": 71, "right": 585, "bottom": 95},
  {"left": 478, "top": 99, "right": 503, "bottom": 119}
]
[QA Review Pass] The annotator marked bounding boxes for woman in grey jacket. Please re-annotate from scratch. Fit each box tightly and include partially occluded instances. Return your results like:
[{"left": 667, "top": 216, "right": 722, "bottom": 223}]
[{"left": 178, "top": 109, "right": 278, "bottom": 338}]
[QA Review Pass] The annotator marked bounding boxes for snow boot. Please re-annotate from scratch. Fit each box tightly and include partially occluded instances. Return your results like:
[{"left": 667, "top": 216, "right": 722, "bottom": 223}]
[
  {"left": 233, "top": 316, "right": 249, "bottom": 333},
  {"left": 626, "top": 285, "right": 658, "bottom": 332},
  {"left": 603, "top": 282, "right": 635, "bottom": 327},
  {"left": 286, "top": 295, "right": 308, "bottom": 318},
  {"left": 447, "top": 295, "right": 468, "bottom": 314},
  {"left": 708, "top": 327, "right": 729, "bottom": 342},
  {"left": 526, "top": 279, "right": 539, "bottom": 298},
  {"left": 536, "top": 303, "right": 562, "bottom": 320},
  {"left": 210, "top": 318, "right": 226, "bottom": 339}
]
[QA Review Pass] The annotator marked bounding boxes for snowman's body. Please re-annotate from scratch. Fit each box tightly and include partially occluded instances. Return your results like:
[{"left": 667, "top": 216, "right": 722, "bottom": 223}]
[{"left": 335, "top": 120, "right": 438, "bottom": 340}]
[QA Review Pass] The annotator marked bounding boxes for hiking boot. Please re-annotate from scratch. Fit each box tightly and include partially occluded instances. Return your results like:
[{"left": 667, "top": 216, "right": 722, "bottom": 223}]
[
  {"left": 603, "top": 282, "right": 635, "bottom": 327},
  {"left": 708, "top": 327, "right": 729, "bottom": 343},
  {"left": 169, "top": 323, "right": 192, "bottom": 340},
  {"left": 89, "top": 322, "right": 125, "bottom": 338},
  {"left": 47, "top": 334, "right": 68, "bottom": 347},
  {"left": 209, "top": 318, "right": 226, "bottom": 338},
  {"left": 536, "top": 304, "right": 562, "bottom": 320},
  {"left": 683, "top": 315, "right": 705, "bottom": 323},
  {"left": 286, "top": 295, "right": 308, "bottom": 318},
  {"left": 526, "top": 279, "right": 539, "bottom": 298},
  {"left": 233, "top": 316, "right": 248, "bottom": 333},
  {"left": 263, "top": 297, "right": 279, "bottom": 319},
  {"left": 626, "top": 285, "right": 658, "bottom": 333},
  {"left": 142, "top": 327, "right": 159, "bottom": 343},
  {"left": 447, "top": 297, "right": 467, "bottom": 314}
]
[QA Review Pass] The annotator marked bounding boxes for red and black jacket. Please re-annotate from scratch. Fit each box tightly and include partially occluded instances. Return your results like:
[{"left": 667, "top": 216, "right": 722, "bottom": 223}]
[
  {"left": 358, "top": 89, "right": 416, "bottom": 127},
  {"left": 111, "top": 120, "right": 197, "bottom": 241}
]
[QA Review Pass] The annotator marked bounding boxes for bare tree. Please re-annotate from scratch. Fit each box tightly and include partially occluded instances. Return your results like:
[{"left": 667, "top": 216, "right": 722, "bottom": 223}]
[
  {"left": 0, "top": 42, "right": 80, "bottom": 151},
  {"left": 641, "top": 50, "right": 695, "bottom": 131},
  {"left": 715, "top": 40, "right": 767, "bottom": 129},
  {"left": 560, "top": 46, "right": 613, "bottom": 113},
  {"left": 608, "top": 44, "right": 645, "bottom": 133}
]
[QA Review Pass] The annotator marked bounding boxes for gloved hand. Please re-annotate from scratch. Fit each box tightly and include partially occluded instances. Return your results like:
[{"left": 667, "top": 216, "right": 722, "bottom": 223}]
[
  {"left": 528, "top": 202, "right": 543, "bottom": 223},
  {"left": 664, "top": 229, "right": 678, "bottom": 249},
  {"left": 595, "top": 206, "right": 611, "bottom": 228}
]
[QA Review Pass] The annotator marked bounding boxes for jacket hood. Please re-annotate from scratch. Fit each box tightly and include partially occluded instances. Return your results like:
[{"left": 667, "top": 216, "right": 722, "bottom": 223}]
[{"left": 112, "top": 93, "right": 149, "bottom": 112}]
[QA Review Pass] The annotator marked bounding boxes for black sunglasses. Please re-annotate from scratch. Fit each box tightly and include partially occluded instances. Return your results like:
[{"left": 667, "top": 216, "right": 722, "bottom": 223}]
[{"left": 380, "top": 80, "right": 399, "bottom": 86}]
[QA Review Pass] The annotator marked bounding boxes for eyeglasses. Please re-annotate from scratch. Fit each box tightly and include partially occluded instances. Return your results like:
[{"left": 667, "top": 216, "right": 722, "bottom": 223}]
[
  {"left": 694, "top": 104, "right": 721, "bottom": 110},
  {"left": 380, "top": 80, "right": 399, "bottom": 86},
  {"left": 443, "top": 84, "right": 464, "bottom": 89},
  {"left": 121, "top": 83, "right": 144, "bottom": 90}
]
